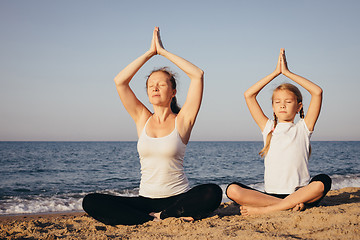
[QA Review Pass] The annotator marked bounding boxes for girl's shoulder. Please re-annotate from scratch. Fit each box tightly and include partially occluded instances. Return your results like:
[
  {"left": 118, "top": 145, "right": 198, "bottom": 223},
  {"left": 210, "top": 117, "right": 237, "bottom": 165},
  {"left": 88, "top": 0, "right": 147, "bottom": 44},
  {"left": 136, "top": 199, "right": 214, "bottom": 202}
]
[{"left": 296, "top": 119, "right": 313, "bottom": 135}]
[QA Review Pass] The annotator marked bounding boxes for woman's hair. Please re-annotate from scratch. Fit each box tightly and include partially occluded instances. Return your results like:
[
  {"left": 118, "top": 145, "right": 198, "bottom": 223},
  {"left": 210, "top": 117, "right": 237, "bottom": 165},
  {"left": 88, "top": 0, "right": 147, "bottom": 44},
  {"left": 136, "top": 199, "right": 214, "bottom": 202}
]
[
  {"left": 259, "top": 83, "right": 304, "bottom": 157},
  {"left": 146, "top": 67, "right": 181, "bottom": 114}
]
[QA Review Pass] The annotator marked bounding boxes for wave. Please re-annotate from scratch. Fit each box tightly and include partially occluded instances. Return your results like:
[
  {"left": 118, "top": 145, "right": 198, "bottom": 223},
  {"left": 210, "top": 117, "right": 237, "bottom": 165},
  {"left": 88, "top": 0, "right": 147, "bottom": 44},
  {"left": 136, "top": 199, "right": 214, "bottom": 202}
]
[{"left": 1, "top": 173, "right": 359, "bottom": 215}]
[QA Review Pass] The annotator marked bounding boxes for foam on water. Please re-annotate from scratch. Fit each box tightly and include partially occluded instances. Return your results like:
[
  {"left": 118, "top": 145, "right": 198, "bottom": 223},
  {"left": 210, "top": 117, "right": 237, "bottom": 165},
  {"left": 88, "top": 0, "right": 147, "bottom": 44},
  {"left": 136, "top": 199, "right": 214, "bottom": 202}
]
[
  {"left": 1, "top": 174, "right": 359, "bottom": 215},
  {"left": 1, "top": 141, "right": 359, "bottom": 215}
]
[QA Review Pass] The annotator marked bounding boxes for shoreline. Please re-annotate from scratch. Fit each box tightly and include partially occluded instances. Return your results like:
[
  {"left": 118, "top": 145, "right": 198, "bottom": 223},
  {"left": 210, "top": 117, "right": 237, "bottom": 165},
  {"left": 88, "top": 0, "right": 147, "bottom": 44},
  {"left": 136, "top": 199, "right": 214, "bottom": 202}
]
[
  {"left": 1, "top": 187, "right": 359, "bottom": 239},
  {"left": 0, "top": 211, "right": 84, "bottom": 222}
]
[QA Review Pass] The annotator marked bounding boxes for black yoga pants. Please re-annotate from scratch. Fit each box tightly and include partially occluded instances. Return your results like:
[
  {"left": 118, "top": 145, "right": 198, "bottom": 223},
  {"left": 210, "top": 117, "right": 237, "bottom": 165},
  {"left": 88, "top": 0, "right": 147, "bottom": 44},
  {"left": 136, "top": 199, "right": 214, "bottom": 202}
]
[
  {"left": 82, "top": 183, "right": 222, "bottom": 226},
  {"left": 226, "top": 174, "right": 332, "bottom": 207}
]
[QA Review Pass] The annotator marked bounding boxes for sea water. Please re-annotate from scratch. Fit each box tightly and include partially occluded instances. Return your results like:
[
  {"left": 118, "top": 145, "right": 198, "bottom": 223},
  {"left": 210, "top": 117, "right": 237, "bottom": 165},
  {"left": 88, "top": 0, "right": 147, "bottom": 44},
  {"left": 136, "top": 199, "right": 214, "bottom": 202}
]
[{"left": 0, "top": 141, "right": 359, "bottom": 215}]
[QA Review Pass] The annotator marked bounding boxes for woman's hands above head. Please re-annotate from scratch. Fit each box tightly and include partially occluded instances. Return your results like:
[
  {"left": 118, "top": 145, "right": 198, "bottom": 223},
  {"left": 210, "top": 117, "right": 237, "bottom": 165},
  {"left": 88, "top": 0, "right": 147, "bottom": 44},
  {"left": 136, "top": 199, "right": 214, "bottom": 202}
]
[
  {"left": 148, "top": 27, "right": 166, "bottom": 57},
  {"left": 154, "top": 27, "right": 166, "bottom": 55},
  {"left": 148, "top": 27, "right": 158, "bottom": 57}
]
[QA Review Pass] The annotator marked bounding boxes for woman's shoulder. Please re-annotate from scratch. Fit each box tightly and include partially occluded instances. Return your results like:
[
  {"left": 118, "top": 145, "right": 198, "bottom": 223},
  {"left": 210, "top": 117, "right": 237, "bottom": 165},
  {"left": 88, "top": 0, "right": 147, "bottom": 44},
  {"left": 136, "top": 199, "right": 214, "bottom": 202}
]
[{"left": 136, "top": 112, "right": 153, "bottom": 136}]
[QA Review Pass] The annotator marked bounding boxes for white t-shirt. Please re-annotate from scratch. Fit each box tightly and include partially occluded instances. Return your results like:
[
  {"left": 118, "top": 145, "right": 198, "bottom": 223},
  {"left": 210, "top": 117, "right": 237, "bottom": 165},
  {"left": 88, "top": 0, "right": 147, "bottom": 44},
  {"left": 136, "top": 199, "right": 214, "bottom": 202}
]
[{"left": 262, "top": 119, "right": 312, "bottom": 194}]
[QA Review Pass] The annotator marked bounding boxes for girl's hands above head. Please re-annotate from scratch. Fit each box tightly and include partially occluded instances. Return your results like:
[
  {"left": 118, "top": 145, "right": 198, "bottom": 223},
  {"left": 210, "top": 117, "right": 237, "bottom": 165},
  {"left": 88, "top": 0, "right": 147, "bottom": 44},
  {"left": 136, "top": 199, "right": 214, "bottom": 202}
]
[
  {"left": 280, "top": 48, "right": 290, "bottom": 74},
  {"left": 274, "top": 49, "right": 282, "bottom": 76},
  {"left": 154, "top": 27, "right": 166, "bottom": 55}
]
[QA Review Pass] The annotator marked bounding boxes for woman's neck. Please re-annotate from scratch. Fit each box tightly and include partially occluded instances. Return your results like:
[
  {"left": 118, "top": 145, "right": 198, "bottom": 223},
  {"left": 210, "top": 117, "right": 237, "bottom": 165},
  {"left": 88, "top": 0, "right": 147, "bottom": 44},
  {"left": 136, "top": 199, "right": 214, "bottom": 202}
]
[{"left": 152, "top": 106, "right": 174, "bottom": 123}]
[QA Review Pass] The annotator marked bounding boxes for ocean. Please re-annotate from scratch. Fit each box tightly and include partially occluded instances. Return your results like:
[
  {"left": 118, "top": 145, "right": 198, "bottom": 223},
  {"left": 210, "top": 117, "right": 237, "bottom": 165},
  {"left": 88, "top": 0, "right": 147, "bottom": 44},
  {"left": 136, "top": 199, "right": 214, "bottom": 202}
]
[{"left": 0, "top": 141, "right": 359, "bottom": 215}]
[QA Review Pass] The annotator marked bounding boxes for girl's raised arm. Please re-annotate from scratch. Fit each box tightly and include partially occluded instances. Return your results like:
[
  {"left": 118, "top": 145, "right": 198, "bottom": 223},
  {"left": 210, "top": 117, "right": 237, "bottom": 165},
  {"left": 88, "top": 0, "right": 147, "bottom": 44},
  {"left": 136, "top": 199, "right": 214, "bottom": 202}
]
[
  {"left": 154, "top": 27, "right": 204, "bottom": 144},
  {"left": 244, "top": 50, "right": 282, "bottom": 131},
  {"left": 281, "top": 50, "right": 323, "bottom": 131},
  {"left": 113, "top": 29, "right": 157, "bottom": 126}
]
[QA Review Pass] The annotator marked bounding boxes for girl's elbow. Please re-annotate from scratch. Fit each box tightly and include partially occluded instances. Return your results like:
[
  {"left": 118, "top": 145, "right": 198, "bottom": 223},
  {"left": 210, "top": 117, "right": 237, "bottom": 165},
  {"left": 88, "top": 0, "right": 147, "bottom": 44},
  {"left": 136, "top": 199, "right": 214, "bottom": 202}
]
[
  {"left": 197, "top": 69, "right": 204, "bottom": 79},
  {"left": 314, "top": 87, "right": 323, "bottom": 96}
]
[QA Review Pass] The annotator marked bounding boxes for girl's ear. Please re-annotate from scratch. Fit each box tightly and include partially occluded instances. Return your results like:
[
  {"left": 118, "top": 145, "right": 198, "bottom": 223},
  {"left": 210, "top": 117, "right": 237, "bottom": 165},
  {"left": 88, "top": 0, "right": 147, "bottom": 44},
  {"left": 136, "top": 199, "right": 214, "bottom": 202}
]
[{"left": 172, "top": 89, "right": 177, "bottom": 98}]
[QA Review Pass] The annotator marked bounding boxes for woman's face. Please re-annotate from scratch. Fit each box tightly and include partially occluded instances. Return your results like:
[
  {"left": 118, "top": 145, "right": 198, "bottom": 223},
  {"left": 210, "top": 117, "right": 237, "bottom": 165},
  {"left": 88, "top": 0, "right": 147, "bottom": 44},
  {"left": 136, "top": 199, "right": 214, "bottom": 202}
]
[
  {"left": 147, "top": 71, "right": 176, "bottom": 106},
  {"left": 272, "top": 89, "right": 302, "bottom": 123}
]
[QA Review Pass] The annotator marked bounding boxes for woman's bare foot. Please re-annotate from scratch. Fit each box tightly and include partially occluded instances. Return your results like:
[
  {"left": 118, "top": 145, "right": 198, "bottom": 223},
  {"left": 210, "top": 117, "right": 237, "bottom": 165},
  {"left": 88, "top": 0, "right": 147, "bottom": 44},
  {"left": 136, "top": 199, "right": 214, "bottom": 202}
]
[
  {"left": 149, "top": 212, "right": 194, "bottom": 222},
  {"left": 149, "top": 212, "right": 162, "bottom": 222},
  {"left": 180, "top": 216, "right": 194, "bottom": 222}
]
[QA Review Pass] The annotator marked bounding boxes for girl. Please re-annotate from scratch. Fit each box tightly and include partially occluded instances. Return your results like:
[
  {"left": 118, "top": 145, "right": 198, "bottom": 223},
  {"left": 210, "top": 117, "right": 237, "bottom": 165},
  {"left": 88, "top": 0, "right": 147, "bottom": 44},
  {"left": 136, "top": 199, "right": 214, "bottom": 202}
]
[
  {"left": 82, "top": 27, "right": 222, "bottom": 225},
  {"left": 226, "top": 49, "right": 331, "bottom": 215}
]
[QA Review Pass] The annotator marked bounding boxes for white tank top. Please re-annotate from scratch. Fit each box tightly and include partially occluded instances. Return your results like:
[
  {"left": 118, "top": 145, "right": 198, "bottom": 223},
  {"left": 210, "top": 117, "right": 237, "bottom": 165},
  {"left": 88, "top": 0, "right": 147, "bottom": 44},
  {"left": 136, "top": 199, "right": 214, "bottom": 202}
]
[{"left": 137, "top": 116, "right": 190, "bottom": 198}]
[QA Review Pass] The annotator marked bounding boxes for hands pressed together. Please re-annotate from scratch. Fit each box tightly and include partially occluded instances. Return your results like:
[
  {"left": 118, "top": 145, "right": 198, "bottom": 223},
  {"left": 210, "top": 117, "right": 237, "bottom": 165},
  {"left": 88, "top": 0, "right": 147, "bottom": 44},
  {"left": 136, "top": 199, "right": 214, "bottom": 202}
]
[
  {"left": 149, "top": 27, "right": 166, "bottom": 57},
  {"left": 274, "top": 48, "right": 291, "bottom": 76}
]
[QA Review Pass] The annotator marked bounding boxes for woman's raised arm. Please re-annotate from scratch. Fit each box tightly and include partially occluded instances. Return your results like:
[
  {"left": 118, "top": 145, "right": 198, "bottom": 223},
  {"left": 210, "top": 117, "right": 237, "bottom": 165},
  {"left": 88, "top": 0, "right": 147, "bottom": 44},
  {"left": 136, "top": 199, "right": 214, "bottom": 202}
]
[
  {"left": 154, "top": 27, "right": 204, "bottom": 143},
  {"left": 113, "top": 29, "right": 158, "bottom": 125}
]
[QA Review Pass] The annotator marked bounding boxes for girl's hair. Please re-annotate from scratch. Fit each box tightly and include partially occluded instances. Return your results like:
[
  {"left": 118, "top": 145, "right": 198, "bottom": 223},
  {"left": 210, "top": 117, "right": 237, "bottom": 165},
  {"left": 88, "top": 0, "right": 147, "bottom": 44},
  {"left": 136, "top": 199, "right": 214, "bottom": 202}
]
[
  {"left": 146, "top": 67, "right": 181, "bottom": 114},
  {"left": 259, "top": 83, "right": 304, "bottom": 157}
]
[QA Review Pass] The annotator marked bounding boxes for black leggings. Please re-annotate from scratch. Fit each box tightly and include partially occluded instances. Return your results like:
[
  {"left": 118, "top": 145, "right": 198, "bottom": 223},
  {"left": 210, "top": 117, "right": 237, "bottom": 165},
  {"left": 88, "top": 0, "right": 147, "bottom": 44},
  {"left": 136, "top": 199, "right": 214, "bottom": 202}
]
[
  {"left": 226, "top": 174, "right": 332, "bottom": 207},
  {"left": 82, "top": 183, "right": 222, "bottom": 226}
]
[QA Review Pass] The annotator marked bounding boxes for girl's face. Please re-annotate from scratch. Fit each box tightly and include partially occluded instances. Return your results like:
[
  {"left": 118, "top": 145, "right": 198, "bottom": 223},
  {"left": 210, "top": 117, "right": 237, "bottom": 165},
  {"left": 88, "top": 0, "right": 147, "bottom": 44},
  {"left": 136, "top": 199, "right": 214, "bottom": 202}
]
[
  {"left": 272, "top": 89, "right": 302, "bottom": 123},
  {"left": 147, "top": 71, "right": 176, "bottom": 106}
]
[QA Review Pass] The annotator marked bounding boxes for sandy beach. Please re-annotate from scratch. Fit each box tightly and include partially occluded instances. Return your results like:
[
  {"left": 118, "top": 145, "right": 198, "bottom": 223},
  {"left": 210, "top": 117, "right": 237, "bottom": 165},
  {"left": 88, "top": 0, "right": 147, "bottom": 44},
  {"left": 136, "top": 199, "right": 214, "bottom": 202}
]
[{"left": 1, "top": 187, "right": 359, "bottom": 239}]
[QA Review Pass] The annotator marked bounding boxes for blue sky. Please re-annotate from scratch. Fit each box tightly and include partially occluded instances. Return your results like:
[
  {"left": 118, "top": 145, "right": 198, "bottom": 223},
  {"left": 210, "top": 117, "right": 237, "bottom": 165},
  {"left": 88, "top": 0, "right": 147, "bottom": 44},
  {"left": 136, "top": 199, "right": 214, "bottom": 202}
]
[{"left": 1, "top": 0, "right": 359, "bottom": 141}]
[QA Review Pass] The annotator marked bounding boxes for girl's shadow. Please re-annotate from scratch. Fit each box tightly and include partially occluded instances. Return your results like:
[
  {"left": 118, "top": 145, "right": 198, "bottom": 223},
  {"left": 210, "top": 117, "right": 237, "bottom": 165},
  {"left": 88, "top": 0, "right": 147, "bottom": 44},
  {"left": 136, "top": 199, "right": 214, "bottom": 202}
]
[{"left": 321, "top": 188, "right": 360, "bottom": 206}]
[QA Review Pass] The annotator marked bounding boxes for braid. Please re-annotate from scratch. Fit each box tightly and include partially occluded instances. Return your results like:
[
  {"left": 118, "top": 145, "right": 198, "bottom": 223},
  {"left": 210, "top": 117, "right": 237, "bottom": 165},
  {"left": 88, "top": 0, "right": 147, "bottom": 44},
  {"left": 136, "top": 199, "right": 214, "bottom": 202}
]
[
  {"left": 259, "top": 113, "right": 278, "bottom": 158},
  {"left": 299, "top": 107, "right": 304, "bottom": 119},
  {"left": 273, "top": 112, "right": 278, "bottom": 128}
]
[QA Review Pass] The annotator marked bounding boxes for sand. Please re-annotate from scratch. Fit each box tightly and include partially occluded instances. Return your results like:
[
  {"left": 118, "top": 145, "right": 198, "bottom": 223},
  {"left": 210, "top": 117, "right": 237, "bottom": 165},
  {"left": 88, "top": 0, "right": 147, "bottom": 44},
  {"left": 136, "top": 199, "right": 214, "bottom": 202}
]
[{"left": 1, "top": 187, "right": 359, "bottom": 240}]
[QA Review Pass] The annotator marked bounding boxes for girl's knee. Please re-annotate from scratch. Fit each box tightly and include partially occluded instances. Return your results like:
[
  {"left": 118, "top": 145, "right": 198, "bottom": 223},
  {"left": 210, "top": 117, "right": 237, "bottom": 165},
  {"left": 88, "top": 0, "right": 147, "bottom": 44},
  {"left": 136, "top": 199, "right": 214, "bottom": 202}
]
[
  {"left": 226, "top": 184, "right": 241, "bottom": 200},
  {"left": 310, "top": 181, "right": 325, "bottom": 194},
  {"left": 310, "top": 174, "right": 332, "bottom": 194}
]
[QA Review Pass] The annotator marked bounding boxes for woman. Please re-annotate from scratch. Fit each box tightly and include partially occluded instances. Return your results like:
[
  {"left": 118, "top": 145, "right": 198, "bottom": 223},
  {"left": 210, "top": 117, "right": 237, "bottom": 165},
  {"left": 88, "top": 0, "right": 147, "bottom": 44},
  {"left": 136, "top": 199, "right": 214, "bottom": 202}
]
[{"left": 82, "top": 27, "right": 222, "bottom": 225}]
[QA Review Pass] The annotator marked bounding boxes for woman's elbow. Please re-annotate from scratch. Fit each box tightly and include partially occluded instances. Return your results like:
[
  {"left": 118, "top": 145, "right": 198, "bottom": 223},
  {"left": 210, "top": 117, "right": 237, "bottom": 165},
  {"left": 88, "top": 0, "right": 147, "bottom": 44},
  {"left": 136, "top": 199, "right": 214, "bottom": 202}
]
[
  {"left": 114, "top": 76, "right": 126, "bottom": 87},
  {"left": 244, "top": 90, "right": 253, "bottom": 99}
]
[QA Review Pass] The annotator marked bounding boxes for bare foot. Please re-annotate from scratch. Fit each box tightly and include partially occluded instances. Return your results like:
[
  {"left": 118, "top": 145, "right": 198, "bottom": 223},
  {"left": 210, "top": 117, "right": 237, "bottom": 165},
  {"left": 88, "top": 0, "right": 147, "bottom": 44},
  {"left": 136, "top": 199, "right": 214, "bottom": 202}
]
[
  {"left": 240, "top": 206, "right": 267, "bottom": 216},
  {"left": 149, "top": 212, "right": 162, "bottom": 222},
  {"left": 180, "top": 216, "right": 194, "bottom": 222},
  {"left": 291, "top": 203, "right": 305, "bottom": 212},
  {"left": 240, "top": 205, "right": 270, "bottom": 215}
]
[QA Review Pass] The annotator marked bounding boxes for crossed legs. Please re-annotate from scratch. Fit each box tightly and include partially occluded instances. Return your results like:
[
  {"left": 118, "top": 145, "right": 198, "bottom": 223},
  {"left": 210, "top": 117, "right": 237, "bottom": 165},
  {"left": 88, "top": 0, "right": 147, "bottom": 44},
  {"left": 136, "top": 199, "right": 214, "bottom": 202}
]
[{"left": 226, "top": 174, "right": 331, "bottom": 215}]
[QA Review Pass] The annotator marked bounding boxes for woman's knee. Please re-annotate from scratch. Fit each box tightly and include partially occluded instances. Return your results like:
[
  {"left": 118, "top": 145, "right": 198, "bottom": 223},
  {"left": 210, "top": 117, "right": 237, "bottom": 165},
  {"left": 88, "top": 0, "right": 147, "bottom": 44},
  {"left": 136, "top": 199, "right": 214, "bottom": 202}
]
[
  {"left": 200, "top": 184, "right": 223, "bottom": 204},
  {"left": 82, "top": 193, "right": 100, "bottom": 212},
  {"left": 208, "top": 183, "right": 223, "bottom": 197}
]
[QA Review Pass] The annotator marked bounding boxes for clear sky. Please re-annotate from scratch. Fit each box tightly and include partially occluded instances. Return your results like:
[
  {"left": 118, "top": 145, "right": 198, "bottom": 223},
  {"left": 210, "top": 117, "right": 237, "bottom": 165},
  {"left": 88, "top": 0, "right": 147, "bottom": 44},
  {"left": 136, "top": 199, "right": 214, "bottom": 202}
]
[{"left": 1, "top": 0, "right": 359, "bottom": 141}]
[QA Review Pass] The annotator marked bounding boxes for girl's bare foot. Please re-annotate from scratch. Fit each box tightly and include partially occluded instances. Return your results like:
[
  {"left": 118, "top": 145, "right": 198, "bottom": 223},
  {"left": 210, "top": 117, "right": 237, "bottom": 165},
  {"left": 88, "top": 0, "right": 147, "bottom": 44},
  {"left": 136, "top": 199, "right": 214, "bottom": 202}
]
[
  {"left": 240, "top": 205, "right": 270, "bottom": 215},
  {"left": 291, "top": 203, "right": 305, "bottom": 211}
]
